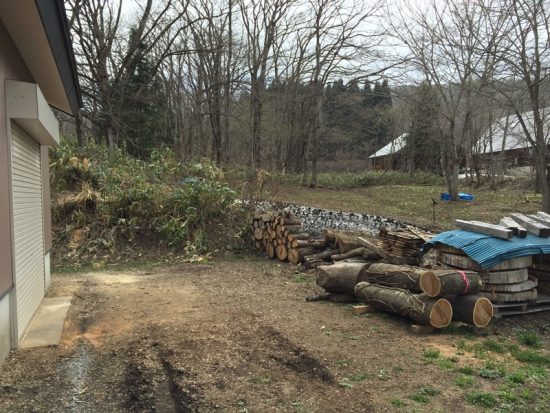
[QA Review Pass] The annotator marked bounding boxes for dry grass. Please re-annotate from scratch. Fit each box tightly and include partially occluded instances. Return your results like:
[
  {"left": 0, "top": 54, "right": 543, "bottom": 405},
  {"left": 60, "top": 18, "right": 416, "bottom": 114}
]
[{"left": 270, "top": 183, "right": 542, "bottom": 230}]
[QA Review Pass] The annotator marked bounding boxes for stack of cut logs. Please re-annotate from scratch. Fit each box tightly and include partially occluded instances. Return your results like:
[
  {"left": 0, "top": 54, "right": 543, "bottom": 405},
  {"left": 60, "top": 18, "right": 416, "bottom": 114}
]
[
  {"left": 436, "top": 245, "right": 539, "bottom": 317},
  {"left": 252, "top": 209, "right": 329, "bottom": 265},
  {"left": 309, "top": 231, "right": 493, "bottom": 329},
  {"left": 315, "top": 261, "right": 493, "bottom": 329}
]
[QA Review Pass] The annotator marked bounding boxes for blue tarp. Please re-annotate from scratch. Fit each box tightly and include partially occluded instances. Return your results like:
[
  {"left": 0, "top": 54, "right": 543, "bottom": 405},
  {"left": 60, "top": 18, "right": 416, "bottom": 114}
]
[
  {"left": 440, "top": 192, "right": 474, "bottom": 201},
  {"left": 423, "top": 229, "right": 550, "bottom": 269}
]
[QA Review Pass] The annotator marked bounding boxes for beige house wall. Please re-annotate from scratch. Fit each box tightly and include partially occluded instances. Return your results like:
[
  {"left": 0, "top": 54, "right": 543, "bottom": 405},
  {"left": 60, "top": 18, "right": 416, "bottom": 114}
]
[{"left": 0, "top": 20, "right": 33, "bottom": 298}]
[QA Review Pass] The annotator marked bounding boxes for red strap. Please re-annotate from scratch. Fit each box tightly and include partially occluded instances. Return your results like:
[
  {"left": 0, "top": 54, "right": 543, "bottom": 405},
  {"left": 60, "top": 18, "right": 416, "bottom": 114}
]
[{"left": 459, "top": 271, "right": 470, "bottom": 294}]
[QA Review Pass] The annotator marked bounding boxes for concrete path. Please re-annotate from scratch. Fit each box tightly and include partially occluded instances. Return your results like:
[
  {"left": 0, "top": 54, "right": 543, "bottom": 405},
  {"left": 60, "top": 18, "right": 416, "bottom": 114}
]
[{"left": 20, "top": 296, "right": 72, "bottom": 348}]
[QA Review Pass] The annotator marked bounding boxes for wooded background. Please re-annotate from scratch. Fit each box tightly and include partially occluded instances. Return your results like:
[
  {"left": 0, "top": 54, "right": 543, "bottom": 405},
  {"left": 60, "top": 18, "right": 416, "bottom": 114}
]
[{"left": 64, "top": 0, "right": 550, "bottom": 206}]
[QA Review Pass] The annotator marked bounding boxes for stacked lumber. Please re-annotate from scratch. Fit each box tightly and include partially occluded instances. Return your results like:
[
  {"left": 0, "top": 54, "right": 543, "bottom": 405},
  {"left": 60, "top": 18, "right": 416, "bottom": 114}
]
[
  {"left": 251, "top": 208, "right": 327, "bottom": 264},
  {"left": 434, "top": 245, "right": 544, "bottom": 317},
  {"left": 378, "top": 228, "right": 431, "bottom": 261},
  {"left": 454, "top": 211, "right": 550, "bottom": 239}
]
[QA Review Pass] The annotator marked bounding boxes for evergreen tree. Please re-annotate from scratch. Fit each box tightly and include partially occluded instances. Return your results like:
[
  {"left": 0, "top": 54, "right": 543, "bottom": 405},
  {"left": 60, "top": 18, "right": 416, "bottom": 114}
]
[{"left": 405, "top": 82, "right": 441, "bottom": 173}]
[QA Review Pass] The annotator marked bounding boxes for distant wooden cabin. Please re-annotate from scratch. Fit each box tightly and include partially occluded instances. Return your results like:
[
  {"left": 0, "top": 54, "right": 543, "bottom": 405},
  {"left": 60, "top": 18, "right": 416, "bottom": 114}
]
[
  {"left": 367, "top": 133, "right": 408, "bottom": 170},
  {"left": 474, "top": 110, "right": 550, "bottom": 173}
]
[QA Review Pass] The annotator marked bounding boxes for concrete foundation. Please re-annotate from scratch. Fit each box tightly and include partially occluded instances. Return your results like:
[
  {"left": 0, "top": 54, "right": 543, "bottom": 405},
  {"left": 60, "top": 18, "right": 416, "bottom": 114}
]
[
  {"left": 44, "top": 252, "right": 51, "bottom": 290},
  {"left": 0, "top": 292, "right": 11, "bottom": 364}
]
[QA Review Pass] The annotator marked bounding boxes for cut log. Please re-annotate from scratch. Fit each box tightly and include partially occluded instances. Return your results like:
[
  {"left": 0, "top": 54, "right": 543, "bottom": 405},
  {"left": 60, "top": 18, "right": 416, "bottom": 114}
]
[
  {"left": 288, "top": 233, "right": 310, "bottom": 241},
  {"left": 279, "top": 217, "right": 302, "bottom": 226},
  {"left": 266, "top": 243, "right": 275, "bottom": 259},
  {"left": 420, "top": 270, "right": 481, "bottom": 297},
  {"left": 354, "top": 282, "right": 453, "bottom": 328},
  {"left": 336, "top": 234, "right": 364, "bottom": 253},
  {"left": 284, "top": 226, "right": 306, "bottom": 235},
  {"left": 276, "top": 244, "right": 287, "bottom": 261},
  {"left": 358, "top": 263, "right": 423, "bottom": 292},
  {"left": 357, "top": 237, "right": 388, "bottom": 259},
  {"left": 324, "top": 228, "right": 340, "bottom": 244},
  {"left": 510, "top": 213, "right": 550, "bottom": 237},
  {"left": 308, "top": 237, "right": 328, "bottom": 248},
  {"left": 316, "top": 262, "right": 369, "bottom": 294},
  {"left": 303, "top": 249, "right": 339, "bottom": 269},
  {"left": 332, "top": 247, "right": 369, "bottom": 261},
  {"left": 499, "top": 217, "right": 528, "bottom": 238},
  {"left": 447, "top": 295, "right": 493, "bottom": 327},
  {"left": 288, "top": 247, "right": 319, "bottom": 265},
  {"left": 289, "top": 239, "right": 309, "bottom": 249},
  {"left": 455, "top": 219, "right": 513, "bottom": 240},
  {"left": 254, "top": 228, "right": 263, "bottom": 240}
]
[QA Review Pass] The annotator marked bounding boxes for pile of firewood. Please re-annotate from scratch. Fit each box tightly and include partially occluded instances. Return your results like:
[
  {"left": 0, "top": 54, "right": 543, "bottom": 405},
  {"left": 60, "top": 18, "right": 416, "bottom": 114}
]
[{"left": 251, "top": 209, "right": 328, "bottom": 264}]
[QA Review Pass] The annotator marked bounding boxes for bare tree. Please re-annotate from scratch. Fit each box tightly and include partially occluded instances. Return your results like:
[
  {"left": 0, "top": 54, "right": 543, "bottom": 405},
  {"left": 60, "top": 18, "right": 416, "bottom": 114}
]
[
  {"left": 239, "top": 0, "right": 293, "bottom": 169},
  {"left": 68, "top": 0, "right": 188, "bottom": 149},
  {"left": 390, "top": 0, "right": 504, "bottom": 199},
  {"left": 488, "top": 0, "right": 550, "bottom": 209}
]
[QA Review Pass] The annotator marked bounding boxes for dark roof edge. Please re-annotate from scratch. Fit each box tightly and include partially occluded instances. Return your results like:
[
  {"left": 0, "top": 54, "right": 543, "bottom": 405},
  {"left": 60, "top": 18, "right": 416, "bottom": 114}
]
[{"left": 35, "top": 0, "right": 82, "bottom": 115}]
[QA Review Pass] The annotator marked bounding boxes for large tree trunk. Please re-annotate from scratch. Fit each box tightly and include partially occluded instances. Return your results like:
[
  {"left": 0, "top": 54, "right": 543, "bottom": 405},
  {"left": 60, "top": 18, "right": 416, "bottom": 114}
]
[
  {"left": 420, "top": 270, "right": 481, "bottom": 297},
  {"left": 447, "top": 295, "right": 493, "bottom": 327},
  {"left": 354, "top": 282, "right": 453, "bottom": 328},
  {"left": 316, "top": 262, "right": 370, "bottom": 294},
  {"left": 358, "top": 263, "right": 424, "bottom": 292}
]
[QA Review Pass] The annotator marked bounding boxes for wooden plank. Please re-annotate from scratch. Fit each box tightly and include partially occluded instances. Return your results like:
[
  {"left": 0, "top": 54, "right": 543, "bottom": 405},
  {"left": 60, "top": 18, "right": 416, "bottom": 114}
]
[
  {"left": 481, "top": 268, "right": 529, "bottom": 284},
  {"left": 510, "top": 213, "right": 550, "bottom": 237},
  {"left": 499, "top": 217, "right": 528, "bottom": 238},
  {"left": 351, "top": 304, "right": 376, "bottom": 315},
  {"left": 537, "top": 211, "right": 550, "bottom": 222},
  {"left": 482, "top": 276, "right": 538, "bottom": 293},
  {"left": 528, "top": 214, "right": 550, "bottom": 228},
  {"left": 455, "top": 219, "right": 513, "bottom": 240}
]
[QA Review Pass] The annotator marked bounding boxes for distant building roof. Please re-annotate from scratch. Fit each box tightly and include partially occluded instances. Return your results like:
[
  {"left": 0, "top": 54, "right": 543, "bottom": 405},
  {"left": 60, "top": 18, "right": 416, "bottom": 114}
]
[
  {"left": 477, "top": 109, "right": 550, "bottom": 154},
  {"left": 368, "top": 133, "right": 408, "bottom": 159}
]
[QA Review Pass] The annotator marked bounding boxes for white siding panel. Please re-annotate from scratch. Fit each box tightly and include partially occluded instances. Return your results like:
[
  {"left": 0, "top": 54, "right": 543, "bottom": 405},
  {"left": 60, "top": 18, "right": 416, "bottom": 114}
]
[{"left": 10, "top": 122, "right": 45, "bottom": 342}]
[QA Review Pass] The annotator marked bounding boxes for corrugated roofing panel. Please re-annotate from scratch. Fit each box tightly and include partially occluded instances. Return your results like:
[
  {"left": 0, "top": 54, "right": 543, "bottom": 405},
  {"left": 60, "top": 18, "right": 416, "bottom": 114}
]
[{"left": 423, "top": 230, "right": 550, "bottom": 269}]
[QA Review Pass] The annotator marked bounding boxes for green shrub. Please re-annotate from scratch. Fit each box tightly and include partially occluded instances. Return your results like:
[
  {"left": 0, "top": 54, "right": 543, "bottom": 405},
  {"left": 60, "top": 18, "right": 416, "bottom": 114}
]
[
  {"left": 455, "top": 375, "right": 474, "bottom": 387},
  {"left": 517, "top": 330, "right": 542, "bottom": 349},
  {"left": 512, "top": 349, "right": 550, "bottom": 366},
  {"left": 423, "top": 349, "right": 440, "bottom": 359},
  {"left": 50, "top": 139, "right": 243, "bottom": 262},
  {"left": 465, "top": 391, "right": 498, "bottom": 408}
]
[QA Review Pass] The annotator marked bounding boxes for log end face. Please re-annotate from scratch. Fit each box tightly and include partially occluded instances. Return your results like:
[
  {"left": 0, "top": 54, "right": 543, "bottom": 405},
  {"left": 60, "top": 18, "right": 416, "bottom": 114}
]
[
  {"left": 420, "top": 271, "right": 441, "bottom": 297},
  {"left": 473, "top": 297, "right": 494, "bottom": 328},
  {"left": 429, "top": 299, "right": 453, "bottom": 328}
]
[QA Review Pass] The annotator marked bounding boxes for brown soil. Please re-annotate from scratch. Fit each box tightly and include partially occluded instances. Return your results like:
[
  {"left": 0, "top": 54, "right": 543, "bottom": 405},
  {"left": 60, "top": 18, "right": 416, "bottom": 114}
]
[{"left": 1, "top": 255, "right": 549, "bottom": 412}]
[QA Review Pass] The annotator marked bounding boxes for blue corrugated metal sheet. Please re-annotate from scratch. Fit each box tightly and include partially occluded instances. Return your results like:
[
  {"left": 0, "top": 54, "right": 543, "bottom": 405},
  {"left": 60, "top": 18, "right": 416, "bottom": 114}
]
[{"left": 423, "top": 230, "right": 550, "bottom": 269}]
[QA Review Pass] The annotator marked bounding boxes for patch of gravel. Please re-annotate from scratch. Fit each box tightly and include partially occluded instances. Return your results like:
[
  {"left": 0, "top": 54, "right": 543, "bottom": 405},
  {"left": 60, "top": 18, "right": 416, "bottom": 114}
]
[{"left": 256, "top": 201, "right": 409, "bottom": 235}]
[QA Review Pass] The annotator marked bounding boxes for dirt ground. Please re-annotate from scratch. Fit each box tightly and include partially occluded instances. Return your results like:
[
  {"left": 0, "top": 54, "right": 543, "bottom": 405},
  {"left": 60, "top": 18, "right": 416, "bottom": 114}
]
[{"left": 1, "top": 255, "right": 549, "bottom": 413}]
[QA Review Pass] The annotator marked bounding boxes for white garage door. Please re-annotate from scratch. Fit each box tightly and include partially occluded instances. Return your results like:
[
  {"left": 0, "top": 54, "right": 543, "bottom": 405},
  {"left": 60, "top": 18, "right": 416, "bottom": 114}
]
[{"left": 10, "top": 122, "right": 45, "bottom": 341}]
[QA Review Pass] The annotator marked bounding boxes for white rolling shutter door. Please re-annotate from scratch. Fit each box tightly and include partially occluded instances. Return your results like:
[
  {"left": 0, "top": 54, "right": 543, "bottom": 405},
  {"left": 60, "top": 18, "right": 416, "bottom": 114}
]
[{"left": 10, "top": 122, "right": 45, "bottom": 341}]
